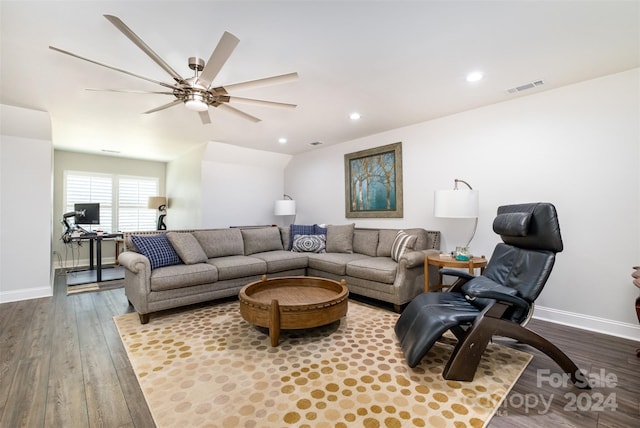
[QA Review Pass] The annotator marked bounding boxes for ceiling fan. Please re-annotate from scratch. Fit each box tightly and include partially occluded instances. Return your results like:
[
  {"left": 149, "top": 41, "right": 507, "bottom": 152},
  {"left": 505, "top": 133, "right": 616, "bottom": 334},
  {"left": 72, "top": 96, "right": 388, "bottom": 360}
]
[{"left": 49, "top": 14, "right": 298, "bottom": 125}]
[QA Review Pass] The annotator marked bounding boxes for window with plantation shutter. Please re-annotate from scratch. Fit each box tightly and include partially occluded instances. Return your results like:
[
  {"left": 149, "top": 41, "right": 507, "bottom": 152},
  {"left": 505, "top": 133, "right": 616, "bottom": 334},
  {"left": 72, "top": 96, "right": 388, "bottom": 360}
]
[
  {"left": 64, "top": 171, "right": 159, "bottom": 233},
  {"left": 118, "top": 176, "right": 158, "bottom": 231},
  {"left": 64, "top": 172, "right": 113, "bottom": 231}
]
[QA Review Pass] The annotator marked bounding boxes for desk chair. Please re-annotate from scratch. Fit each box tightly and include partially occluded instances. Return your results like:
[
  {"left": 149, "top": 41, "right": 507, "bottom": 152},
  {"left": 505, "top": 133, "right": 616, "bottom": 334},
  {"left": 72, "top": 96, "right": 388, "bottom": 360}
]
[{"left": 395, "top": 202, "right": 589, "bottom": 388}]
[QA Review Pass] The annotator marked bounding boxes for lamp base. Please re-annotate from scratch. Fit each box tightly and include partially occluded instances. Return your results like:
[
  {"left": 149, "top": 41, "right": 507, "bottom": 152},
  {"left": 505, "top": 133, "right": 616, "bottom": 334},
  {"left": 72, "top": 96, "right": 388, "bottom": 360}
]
[{"left": 157, "top": 214, "right": 166, "bottom": 231}]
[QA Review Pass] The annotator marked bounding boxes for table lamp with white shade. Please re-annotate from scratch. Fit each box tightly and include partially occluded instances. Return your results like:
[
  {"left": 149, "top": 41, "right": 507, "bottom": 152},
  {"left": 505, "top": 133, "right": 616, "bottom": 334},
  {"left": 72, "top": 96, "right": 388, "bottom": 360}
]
[{"left": 434, "top": 179, "right": 479, "bottom": 260}]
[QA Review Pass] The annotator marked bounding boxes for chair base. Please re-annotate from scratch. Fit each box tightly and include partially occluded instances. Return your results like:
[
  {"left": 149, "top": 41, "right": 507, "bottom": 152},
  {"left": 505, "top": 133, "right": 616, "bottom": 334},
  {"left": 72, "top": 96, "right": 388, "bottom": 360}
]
[
  {"left": 443, "top": 310, "right": 590, "bottom": 389},
  {"left": 395, "top": 297, "right": 590, "bottom": 389}
]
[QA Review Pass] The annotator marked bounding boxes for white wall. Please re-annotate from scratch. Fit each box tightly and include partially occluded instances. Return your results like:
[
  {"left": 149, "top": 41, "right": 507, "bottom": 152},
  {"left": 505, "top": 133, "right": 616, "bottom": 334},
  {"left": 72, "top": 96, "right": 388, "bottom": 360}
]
[
  {"left": 166, "top": 144, "right": 206, "bottom": 229},
  {"left": 0, "top": 105, "right": 53, "bottom": 303},
  {"left": 285, "top": 69, "right": 640, "bottom": 340},
  {"left": 198, "top": 142, "right": 292, "bottom": 228}
]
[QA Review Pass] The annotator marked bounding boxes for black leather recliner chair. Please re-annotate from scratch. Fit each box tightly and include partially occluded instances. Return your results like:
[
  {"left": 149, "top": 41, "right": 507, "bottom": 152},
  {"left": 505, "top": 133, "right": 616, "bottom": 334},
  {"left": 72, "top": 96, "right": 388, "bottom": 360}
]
[{"left": 395, "top": 202, "right": 589, "bottom": 388}]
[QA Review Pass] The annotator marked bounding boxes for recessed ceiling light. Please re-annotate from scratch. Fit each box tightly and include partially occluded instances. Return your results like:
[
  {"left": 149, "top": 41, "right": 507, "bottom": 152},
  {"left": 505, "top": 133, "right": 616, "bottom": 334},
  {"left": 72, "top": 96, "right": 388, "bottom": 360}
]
[
  {"left": 466, "top": 71, "right": 484, "bottom": 83},
  {"left": 278, "top": 137, "right": 287, "bottom": 144},
  {"left": 349, "top": 112, "right": 361, "bottom": 120}
]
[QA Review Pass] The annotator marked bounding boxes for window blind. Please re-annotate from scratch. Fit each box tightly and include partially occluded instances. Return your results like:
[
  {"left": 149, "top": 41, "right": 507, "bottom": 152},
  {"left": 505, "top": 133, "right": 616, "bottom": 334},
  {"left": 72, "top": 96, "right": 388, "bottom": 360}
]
[{"left": 64, "top": 171, "right": 159, "bottom": 232}]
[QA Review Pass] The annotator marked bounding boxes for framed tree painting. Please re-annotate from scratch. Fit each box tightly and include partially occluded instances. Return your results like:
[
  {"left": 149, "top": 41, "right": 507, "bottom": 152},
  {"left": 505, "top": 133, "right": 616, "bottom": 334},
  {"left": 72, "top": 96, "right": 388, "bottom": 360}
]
[{"left": 344, "top": 142, "right": 403, "bottom": 218}]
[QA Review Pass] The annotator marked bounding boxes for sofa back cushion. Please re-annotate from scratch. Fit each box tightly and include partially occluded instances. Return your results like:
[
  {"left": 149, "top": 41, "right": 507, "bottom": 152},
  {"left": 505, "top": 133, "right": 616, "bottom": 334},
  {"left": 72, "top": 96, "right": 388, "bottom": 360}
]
[
  {"left": 241, "top": 227, "right": 284, "bottom": 255},
  {"left": 326, "top": 223, "right": 355, "bottom": 253},
  {"left": 377, "top": 229, "right": 400, "bottom": 257},
  {"left": 353, "top": 229, "right": 379, "bottom": 257},
  {"left": 193, "top": 228, "right": 244, "bottom": 258},
  {"left": 279, "top": 226, "right": 290, "bottom": 250},
  {"left": 166, "top": 232, "right": 208, "bottom": 264}
]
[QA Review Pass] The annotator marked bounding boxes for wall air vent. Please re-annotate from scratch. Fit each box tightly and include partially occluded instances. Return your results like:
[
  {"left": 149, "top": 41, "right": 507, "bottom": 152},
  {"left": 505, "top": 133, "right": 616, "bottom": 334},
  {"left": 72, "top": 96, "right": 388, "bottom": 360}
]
[{"left": 507, "top": 80, "right": 544, "bottom": 94}]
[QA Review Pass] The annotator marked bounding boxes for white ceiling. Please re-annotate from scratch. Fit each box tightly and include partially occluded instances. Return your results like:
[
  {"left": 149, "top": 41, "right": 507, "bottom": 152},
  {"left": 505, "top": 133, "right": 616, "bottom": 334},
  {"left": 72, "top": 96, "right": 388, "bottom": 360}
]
[{"left": 1, "top": 1, "right": 638, "bottom": 162}]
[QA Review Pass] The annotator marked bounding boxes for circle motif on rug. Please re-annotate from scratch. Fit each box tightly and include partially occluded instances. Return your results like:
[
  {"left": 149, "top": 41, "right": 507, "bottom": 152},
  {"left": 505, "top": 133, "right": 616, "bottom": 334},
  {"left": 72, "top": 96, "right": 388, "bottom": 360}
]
[{"left": 114, "top": 300, "right": 532, "bottom": 427}]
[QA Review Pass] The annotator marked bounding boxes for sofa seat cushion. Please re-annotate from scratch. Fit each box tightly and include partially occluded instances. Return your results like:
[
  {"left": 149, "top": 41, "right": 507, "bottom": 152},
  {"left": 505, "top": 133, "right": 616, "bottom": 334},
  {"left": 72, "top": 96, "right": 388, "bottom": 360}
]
[
  {"left": 250, "top": 250, "right": 309, "bottom": 273},
  {"left": 207, "top": 255, "right": 266, "bottom": 280},
  {"left": 346, "top": 257, "right": 398, "bottom": 284},
  {"left": 307, "top": 252, "right": 368, "bottom": 276},
  {"left": 150, "top": 263, "right": 218, "bottom": 292}
]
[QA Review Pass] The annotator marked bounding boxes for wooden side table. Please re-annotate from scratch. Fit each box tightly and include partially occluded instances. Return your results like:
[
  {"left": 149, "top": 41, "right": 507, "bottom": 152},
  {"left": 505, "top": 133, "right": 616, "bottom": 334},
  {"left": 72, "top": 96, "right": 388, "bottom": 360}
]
[{"left": 425, "top": 254, "right": 487, "bottom": 292}]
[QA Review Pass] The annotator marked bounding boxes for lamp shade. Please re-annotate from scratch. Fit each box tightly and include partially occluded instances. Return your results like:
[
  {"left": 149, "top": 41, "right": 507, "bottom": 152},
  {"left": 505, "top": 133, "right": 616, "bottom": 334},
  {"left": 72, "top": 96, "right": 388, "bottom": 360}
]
[
  {"left": 274, "top": 199, "right": 296, "bottom": 216},
  {"left": 434, "top": 189, "right": 479, "bottom": 218},
  {"left": 148, "top": 196, "right": 167, "bottom": 210}
]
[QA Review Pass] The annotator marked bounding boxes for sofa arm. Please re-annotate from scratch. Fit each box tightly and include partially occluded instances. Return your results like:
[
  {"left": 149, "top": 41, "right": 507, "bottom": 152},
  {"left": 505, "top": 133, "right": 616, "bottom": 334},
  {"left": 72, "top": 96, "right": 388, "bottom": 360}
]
[
  {"left": 118, "top": 251, "right": 153, "bottom": 316},
  {"left": 118, "top": 251, "right": 150, "bottom": 274},
  {"left": 400, "top": 249, "right": 440, "bottom": 269},
  {"left": 400, "top": 250, "right": 425, "bottom": 268}
]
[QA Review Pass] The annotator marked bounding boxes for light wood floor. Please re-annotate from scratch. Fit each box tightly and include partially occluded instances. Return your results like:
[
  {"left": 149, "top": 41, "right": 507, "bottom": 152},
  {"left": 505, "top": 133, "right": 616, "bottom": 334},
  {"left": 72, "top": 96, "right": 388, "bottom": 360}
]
[{"left": 1, "top": 274, "right": 638, "bottom": 427}]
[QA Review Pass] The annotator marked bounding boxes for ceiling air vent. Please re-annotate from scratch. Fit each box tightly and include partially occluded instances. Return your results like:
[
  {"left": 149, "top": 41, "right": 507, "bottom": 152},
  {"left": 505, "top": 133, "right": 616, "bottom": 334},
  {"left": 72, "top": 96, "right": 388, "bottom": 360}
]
[
  {"left": 309, "top": 141, "right": 323, "bottom": 146},
  {"left": 507, "top": 80, "right": 544, "bottom": 94}
]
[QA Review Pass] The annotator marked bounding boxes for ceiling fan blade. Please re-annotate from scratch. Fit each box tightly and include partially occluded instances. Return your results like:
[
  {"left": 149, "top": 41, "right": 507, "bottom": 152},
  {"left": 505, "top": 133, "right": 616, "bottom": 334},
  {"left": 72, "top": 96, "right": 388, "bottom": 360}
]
[
  {"left": 228, "top": 96, "right": 296, "bottom": 109},
  {"left": 49, "top": 46, "right": 179, "bottom": 91},
  {"left": 86, "top": 88, "right": 176, "bottom": 95},
  {"left": 143, "top": 99, "right": 183, "bottom": 114},
  {"left": 104, "top": 14, "right": 184, "bottom": 82},
  {"left": 217, "top": 72, "right": 299, "bottom": 93},
  {"left": 199, "top": 111, "right": 212, "bottom": 125},
  {"left": 218, "top": 103, "right": 261, "bottom": 123},
  {"left": 198, "top": 31, "right": 240, "bottom": 88}
]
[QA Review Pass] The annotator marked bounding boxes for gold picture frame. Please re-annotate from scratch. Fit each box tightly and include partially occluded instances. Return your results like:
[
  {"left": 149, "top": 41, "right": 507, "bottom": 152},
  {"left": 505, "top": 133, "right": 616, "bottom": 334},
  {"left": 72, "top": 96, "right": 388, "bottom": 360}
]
[{"left": 344, "top": 142, "right": 403, "bottom": 218}]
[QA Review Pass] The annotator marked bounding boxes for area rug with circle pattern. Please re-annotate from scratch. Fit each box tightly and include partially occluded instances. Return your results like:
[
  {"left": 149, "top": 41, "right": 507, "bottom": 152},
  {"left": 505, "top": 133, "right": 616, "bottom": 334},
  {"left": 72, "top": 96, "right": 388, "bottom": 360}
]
[{"left": 113, "top": 299, "right": 532, "bottom": 428}]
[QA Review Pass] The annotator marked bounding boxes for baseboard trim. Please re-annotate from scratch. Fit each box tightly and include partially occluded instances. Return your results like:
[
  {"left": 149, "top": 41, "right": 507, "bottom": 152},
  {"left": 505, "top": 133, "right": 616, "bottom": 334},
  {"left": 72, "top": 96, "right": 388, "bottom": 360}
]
[
  {"left": 0, "top": 286, "right": 53, "bottom": 304},
  {"left": 533, "top": 305, "right": 640, "bottom": 342}
]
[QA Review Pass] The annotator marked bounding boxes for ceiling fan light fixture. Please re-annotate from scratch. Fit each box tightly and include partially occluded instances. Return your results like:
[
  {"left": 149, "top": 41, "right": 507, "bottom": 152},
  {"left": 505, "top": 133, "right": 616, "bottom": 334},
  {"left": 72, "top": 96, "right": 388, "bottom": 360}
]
[{"left": 184, "top": 93, "right": 209, "bottom": 112}]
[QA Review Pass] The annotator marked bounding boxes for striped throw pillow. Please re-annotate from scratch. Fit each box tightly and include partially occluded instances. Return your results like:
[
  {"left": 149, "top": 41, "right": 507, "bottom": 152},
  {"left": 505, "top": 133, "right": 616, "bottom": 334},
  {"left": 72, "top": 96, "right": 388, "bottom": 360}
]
[{"left": 390, "top": 230, "right": 417, "bottom": 262}]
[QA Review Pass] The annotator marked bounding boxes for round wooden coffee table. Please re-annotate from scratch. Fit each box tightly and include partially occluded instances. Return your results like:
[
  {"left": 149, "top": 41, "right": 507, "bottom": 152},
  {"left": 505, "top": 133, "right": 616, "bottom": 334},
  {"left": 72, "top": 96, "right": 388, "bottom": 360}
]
[{"left": 239, "top": 276, "right": 349, "bottom": 346}]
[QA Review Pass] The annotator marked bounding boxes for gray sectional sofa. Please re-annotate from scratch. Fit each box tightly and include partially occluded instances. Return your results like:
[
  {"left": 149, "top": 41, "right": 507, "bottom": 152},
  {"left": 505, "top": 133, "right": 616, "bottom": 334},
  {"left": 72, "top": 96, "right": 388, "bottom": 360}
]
[{"left": 118, "top": 224, "right": 440, "bottom": 323}]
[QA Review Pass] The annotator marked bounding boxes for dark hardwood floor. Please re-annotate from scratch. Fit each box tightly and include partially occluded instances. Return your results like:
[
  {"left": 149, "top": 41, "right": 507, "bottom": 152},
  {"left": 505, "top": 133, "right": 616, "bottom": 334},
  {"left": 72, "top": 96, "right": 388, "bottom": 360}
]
[{"left": 1, "top": 273, "right": 638, "bottom": 427}]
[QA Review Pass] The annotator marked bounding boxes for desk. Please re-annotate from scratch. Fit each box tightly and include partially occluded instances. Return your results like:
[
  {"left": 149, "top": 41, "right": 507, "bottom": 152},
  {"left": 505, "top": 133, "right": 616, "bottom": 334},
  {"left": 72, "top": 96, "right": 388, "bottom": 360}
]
[
  {"left": 69, "top": 233, "right": 123, "bottom": 283},
  {"left": 425, "top": 254, "right": 487, "bottom": 292}
]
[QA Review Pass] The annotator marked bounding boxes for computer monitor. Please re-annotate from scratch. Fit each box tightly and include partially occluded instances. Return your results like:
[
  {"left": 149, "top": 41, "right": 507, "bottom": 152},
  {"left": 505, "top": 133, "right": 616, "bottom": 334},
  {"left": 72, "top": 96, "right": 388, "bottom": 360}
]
[{"left": 74, "top": 203, "right": 100, "bottom": 225}]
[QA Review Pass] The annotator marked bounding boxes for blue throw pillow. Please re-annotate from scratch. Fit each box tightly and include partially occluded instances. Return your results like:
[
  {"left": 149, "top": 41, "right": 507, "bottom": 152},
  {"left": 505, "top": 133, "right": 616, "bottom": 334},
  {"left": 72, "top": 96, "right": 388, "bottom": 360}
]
[
  {"left": 131, "top": 234, "right": 182, "bottom": 270},
  {"left": 314, "top": 224, "right": 327, "bottom": 235},
  {"left": 289, "top": 224, "right": 315, "bottom": 250}
]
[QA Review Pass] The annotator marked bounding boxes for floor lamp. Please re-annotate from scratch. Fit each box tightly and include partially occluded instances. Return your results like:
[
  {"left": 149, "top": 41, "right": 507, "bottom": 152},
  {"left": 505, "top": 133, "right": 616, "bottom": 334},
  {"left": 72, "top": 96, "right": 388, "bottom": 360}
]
[
  {"left": 148, "top": 196, "right": 167, "bottom": 230},
  {"left": 274, "top": 194, "right": 296, "bottom": 224},
  {"left": 434, "top": 179, "right": 479, "bottom": 260}
]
